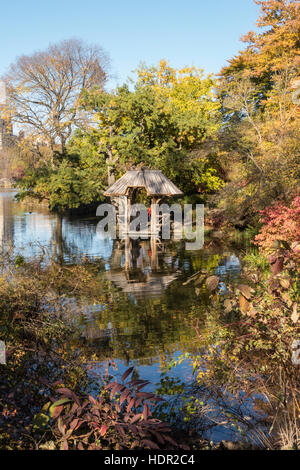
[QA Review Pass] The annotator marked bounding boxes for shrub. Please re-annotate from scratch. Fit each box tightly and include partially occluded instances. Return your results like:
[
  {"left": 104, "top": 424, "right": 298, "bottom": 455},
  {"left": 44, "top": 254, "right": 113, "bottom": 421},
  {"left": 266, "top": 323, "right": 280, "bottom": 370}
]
[
  {"left": 39, "top": 368, "right": 184, "bottom": 450},
  {"left": 190, "top": 247, "right": 300, "bottom": 448},
  {"left": 254, "top": 196, "right": 300, "bottom": 253}
]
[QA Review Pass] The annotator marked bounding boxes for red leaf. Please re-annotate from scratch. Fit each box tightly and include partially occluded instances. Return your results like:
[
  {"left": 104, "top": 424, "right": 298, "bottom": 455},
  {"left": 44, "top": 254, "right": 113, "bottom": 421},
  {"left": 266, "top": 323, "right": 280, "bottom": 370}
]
[
  {"left": 52, "top": 404, "right": 64, "bottom": 419},
  {"left": 52, "top": 380, "right": 64, "bottom": 387},
  {"left": 121, "top": 367, "right": 134, "bottom": 382},
  {"left": 105, "top": 381, "right": 117, "bottom": 390},
  {"left": 126, "top": 397, "right": 135, "bottom": 412},
  {"left": 57, "top": 417, "right": 66, "bottom": 435},
  {"left": 135, "top": 398, "right": 143, "bottom": 408},
  {"left": 151, "top": 431, "right": 165, "bottom": 445},
  {"left": 180, "top": 444, "right": 190, "bottom": 450},
  {"left": 135, "top": 392, "right": 154, "bottom": 399},
  {"left": 120, "top": 389, "right": 131, "bottom": 406},
  {"left": 129, "top": 424, "right": 139, "bottom": 435},
  {"left": 156, "top": 426, "right": 172, "bottom": 432},
  {"left": 136, "top": 382, "right": 150, "bottom": 391},
  {"left": 62, "top": 439, "right": 68, "bottom": 450},
  {"left": 142, "top": 439, "right": 160, "bottom": 449},
  {"left": 143, "top": 403, "right": 151, "bottom": 421},
  {"left": 164, "top": 435, "right": 178, "bottom": 447},
  {"left": 128, "top": 379, "right": 147, "bottom": 386},
  {"left": 69, "top": 418, "right": 79, "bottom": 430},
  {"left": 110, "top": 384, "right": 125, "bottom": 400},
  {"left": 131, "top": 440, "right": 140, "bottom": 449},
  {"left": 56, "top": 388, "right": 80, "bottom": 405},
  {"left": 130, "top": 413, "right": 142, "bottom": 424},
  {"left": 89, "top": 395, "right": 96, "bottom": 405},
  {"left": 100, "top": 425, "right": 108, "bottom": 436}
]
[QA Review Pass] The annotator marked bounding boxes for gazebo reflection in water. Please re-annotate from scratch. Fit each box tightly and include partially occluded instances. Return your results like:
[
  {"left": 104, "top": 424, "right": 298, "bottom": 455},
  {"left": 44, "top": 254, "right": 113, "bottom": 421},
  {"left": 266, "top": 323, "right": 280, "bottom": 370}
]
[
  {"left": 104, "top": 168, "right": 183, "bottom": 298},
  {"left": 106, "top": 237, "right": 180, "bottom": 298}
]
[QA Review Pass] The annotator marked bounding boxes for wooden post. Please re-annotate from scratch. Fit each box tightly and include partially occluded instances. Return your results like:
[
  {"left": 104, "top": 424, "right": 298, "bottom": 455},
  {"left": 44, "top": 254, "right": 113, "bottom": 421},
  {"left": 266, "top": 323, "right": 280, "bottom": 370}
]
[
  {"left": 150, "top": 235, "right": 159, "bottom": 271},
  {"left": 124, "top": 236, "right": 131, "bottom": 271},
  {"left": 150, "top": 196, "right": 160, "bottom": 270},
  {"left": 127, "top": 194, "right": 131, "bottom": 235},
  {"left": 118, "top": 195, "right": 127, "bottom": 238},
  {"left": 150, "top": 197, "right": 158, "bottom": 236}
]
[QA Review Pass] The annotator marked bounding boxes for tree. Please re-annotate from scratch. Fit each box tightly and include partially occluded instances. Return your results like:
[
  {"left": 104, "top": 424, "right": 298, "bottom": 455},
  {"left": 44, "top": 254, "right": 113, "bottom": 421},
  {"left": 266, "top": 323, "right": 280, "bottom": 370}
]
[
  {"left": 16, "top": 153, "right": 107, "bottom": 212},
  {"left": 78, "top": 61, "right": 222, "bottom": 194},
  {"left": 216, "top": 0, "right": 300, "bottom": 223},
  {"left": 136, "top": 60, "right": 220, "bottom": 148},
  {"left": 220, "top": 0, "right": 300, "bottom": 86},
  {"left": 5, "top": 39, "right": 109, "bottom": 164},
  {"left": 16, "top": 61, "right": 223, "bottom": 211}
]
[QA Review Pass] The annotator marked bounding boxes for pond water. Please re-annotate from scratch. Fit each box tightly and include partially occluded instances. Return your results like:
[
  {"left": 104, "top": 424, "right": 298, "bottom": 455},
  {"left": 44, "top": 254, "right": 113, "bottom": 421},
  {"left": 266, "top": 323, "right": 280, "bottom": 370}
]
[{"left": 1, "top": 189, "right": 247, "bottom": 441}]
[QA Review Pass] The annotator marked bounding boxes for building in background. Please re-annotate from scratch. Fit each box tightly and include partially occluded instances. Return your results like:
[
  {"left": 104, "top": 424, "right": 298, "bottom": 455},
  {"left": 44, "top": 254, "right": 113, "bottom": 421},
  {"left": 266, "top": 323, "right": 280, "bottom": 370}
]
[{"left": 0, "top": 80, "right": 16, "bottom": 150}]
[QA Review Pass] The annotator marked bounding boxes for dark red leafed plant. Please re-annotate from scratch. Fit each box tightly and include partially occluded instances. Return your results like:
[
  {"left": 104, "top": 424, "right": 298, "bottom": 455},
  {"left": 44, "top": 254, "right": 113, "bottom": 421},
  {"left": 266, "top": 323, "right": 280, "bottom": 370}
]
[
  {"left": 45, "top": 367, "right": 186, "bottom": 450},
  {"left": 254, "top": 196, "right": 300, "bottom": 253}
]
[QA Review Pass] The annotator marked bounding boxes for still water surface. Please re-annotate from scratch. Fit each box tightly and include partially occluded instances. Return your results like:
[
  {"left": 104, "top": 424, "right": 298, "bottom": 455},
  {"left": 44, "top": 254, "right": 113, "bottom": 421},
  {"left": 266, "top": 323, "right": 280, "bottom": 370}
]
[{"left": 1, "top": 190, "right": 244, "bottom": 440}]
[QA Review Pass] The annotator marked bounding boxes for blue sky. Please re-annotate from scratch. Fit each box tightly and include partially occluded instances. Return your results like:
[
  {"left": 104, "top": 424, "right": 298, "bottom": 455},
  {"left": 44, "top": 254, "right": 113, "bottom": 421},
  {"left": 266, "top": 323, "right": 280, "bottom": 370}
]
[{"left": 0, "top": 0, "right": 260, "bottom": 90}]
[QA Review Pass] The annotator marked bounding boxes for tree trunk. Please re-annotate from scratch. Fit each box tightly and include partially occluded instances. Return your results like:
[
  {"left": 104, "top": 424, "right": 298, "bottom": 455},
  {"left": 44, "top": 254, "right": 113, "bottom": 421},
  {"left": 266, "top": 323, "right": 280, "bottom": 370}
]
[{"left": 106, "top": 146, "right": 116, "bottom": 186}]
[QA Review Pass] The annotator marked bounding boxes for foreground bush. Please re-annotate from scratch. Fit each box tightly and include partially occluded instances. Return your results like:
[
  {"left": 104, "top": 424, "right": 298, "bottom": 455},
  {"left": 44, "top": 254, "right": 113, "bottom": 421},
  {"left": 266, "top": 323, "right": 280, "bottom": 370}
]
[
  {"left": 178, "top": 243, "right": 300, "bottom": 449},
  {"left": 35, "top": 368, "right": 182, "bottom": 450}
]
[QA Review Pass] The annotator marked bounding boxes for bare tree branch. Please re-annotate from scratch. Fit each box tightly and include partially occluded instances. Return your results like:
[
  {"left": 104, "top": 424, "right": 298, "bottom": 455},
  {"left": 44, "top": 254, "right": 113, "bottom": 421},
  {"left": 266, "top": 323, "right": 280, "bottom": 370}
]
[{"left": 4, "top": 39, "right": 109, "bottom": 163}]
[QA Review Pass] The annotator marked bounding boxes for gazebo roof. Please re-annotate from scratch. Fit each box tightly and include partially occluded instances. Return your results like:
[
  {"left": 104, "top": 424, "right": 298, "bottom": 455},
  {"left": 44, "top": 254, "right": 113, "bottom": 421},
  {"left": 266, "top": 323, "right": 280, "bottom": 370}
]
[{"left": 104, "top": 169, "right": 183, "bottom": 197}]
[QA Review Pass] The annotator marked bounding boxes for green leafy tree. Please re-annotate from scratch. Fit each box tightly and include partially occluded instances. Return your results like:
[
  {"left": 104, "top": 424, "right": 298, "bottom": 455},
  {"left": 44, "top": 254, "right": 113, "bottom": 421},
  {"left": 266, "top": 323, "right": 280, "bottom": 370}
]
[
  {"left": 77, "top": 61, "right": 223, "bottom": 194},
  {"left": 16, "top": 61, "right": 223, "bottom": 210}
]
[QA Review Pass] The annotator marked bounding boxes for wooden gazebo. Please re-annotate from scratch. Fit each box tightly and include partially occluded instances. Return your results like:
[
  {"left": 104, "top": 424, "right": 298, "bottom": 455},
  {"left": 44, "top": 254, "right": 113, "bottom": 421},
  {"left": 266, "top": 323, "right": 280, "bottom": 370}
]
[{"left": 104, "top": 168, "right": 183, "bottom": 236}]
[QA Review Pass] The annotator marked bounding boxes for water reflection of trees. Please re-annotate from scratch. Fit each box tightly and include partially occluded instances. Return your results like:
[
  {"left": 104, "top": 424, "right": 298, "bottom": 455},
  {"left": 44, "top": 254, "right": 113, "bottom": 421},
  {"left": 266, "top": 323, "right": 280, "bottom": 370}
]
[
  {"left": 0, "top": 192, "right": 243, "bottom": 373},
  {"left": 79, "top": 239, "right": 227, "bottom": 366}
]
